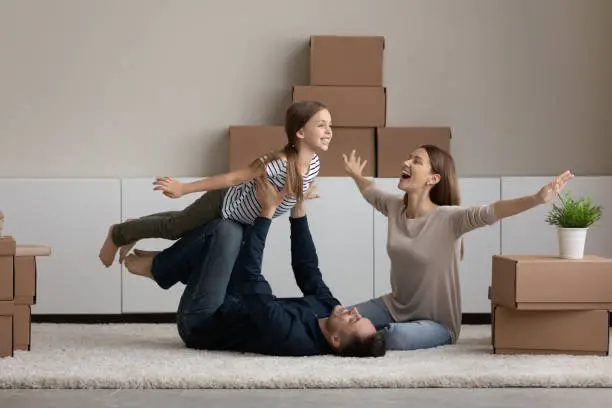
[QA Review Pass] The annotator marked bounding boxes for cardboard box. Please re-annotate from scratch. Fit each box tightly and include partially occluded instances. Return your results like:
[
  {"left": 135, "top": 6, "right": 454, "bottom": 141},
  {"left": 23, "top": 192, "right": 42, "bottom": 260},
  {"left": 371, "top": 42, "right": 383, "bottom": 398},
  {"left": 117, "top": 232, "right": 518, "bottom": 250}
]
[
  {"left": 292, "top": 86, "right": 386, "bottom": 128},
  {"left": 491, "top": 255, "right": 612, "bottom": 310},
  {"left": 309, "top": 35, "right": 384, "bottom": 86},
  {"left": 0, "top": 302, "right": 31, "bottom": 356},
  {"left": 14, "top": 255, "right": 37, "bottom": 305},
  {"left": 492, "top": 305, "right": 609, "bottom": 356},
  {"left": 13, "top": 304, "right": 30, "bottom": 351},
  {"left": 488, "top": 285, "right": 494, "bottom": 347},
  {"left": 0, "top": 256, "right": 13, "bottom": 301},
  {"left": 318, "top": 128, "right": 375, "bottom": 177},
  {"left": 228, "top": 126, "right": 287, "bottom": 172},
  {"left": 376, "top": 127, "right": 452, "bottom": 178},
  {"left": 0, "top": 315, "right": 13, "bottom": 358},
  {"left": 0, "top": 243, "right": 48, "bottom": 303},
  {"left": 0, "top": 301, "right": 14, "bottom": 358},
  {"left": 0, "top": 236, "right": 16, "bottom": 301}
]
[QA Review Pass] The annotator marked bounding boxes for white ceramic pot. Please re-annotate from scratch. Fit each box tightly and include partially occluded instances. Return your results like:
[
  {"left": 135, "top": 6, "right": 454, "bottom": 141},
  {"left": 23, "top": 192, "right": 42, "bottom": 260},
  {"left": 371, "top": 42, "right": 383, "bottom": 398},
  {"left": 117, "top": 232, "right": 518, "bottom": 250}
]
[{"left": 557, "top": 227, "right": 588, "bottom": 259}]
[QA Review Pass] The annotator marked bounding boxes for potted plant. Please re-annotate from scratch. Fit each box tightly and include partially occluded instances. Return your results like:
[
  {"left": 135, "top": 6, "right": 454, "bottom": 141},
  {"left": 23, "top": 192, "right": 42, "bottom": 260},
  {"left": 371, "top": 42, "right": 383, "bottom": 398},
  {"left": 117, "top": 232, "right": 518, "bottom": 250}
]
[{"left": 545, "top": 191, "right": 602, "bottom": 259}]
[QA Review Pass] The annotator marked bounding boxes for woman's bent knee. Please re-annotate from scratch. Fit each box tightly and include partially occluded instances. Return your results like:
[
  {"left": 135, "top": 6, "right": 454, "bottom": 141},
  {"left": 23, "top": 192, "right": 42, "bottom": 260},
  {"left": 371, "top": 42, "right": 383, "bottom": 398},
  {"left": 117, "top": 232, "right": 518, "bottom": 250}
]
[{"left": 384, "top": 320, "right": 452, "bottom": 351}]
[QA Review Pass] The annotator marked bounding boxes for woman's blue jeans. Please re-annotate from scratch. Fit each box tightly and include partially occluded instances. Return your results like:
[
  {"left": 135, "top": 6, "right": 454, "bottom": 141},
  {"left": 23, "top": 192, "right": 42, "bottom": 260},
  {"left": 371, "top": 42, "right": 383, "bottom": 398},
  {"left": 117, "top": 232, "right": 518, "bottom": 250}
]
[{"left": 351, "top": 297, "right": 452, "bottom": 350}]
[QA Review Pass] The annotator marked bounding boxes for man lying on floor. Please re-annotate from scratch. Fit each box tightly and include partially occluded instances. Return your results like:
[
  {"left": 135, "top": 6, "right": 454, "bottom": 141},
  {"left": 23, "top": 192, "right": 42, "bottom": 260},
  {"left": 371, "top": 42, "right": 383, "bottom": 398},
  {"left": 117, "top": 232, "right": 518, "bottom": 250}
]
[{"left": 124, "top": 176, "right": 386, "bottom": 357}]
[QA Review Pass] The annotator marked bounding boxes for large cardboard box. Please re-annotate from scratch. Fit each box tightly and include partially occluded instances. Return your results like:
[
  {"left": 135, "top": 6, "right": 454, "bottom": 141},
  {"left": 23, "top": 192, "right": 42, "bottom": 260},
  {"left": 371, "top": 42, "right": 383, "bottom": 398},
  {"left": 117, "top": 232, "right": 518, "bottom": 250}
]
[
  {"left": 309, "top": 35, "right": 384, "bottom": 87},
  {"left": 318, "top": 128, "right": 375, "bottom": 177},
  {"left": 0, "top": 242, "right": 47, "bottom": 303},
  {"left": 14, "top": 246, "right": 50, "bottom": 305},
  {"left": 13, "top": 304, "right": 31, "bottom": 351},
  {"left": 228, "top": 126, "right": 287, "bottom": 171},
  {"left": 0, "top": 315, "right": 13, "bottom": 358},
  {"left": 376, "top": 127, "right": 451, "bottom": 178},
  {"left": 0, "top": 301, "right": 14, "bottom": 358},
  {"left": 14, "top": 256, "right": 36, "bottom": 304},
  {"left": 492, "top": 305, "right": 609, "bottom": 356},
  {"left": 0, "top": 236, "right": 16, "bottom": 301},
  {"left": 0, "top": 257, "right": 13, "bottom": 300},
  {"left": 292, "top": 86, "right": 386, "bottom": 128},
  {"left": 0, "top": 303, "right": 32, "bottom": 356},
  {"left": 491, "top": 255, "right": 612, "bottom": 310}
]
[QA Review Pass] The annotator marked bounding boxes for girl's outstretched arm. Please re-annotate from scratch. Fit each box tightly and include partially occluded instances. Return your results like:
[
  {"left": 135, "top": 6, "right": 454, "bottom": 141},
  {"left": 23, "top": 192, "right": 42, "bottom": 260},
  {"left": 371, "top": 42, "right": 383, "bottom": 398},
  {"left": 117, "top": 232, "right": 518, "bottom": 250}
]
[{"left": 153, "top": 155, "right": 269, "bottom": 198}]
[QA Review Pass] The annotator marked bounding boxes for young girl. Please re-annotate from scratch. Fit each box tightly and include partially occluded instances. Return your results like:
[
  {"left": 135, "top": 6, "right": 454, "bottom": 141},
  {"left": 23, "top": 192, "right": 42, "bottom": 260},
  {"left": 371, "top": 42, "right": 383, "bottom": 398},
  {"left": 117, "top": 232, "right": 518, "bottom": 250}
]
[
  {"left": 99, "top": 100, "right": 333, "bottom": 267},
  {"left": 343, "top": 147, "right": 572, "bottom": 350}
]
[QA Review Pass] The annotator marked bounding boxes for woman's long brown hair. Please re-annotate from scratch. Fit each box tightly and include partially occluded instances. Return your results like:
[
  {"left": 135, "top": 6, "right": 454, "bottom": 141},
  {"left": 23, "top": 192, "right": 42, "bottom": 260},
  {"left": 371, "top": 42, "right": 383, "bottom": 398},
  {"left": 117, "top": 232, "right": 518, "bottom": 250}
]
[{"left": 402, "top": 144, "right": 464, "bottom": 258}]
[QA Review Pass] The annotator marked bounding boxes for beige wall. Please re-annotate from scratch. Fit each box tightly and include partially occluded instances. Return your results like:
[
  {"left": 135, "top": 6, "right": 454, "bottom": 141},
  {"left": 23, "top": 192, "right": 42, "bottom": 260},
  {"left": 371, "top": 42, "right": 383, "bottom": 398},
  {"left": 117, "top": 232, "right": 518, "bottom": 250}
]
[{"left": 1, "top": 0, "right": 611, "bottom": 178}]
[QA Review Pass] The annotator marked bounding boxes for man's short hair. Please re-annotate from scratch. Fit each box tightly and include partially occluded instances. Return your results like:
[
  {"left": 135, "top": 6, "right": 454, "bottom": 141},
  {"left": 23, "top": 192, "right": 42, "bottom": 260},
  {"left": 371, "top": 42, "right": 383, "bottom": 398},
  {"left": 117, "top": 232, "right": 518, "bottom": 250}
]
[{"left": 337, "top": 330, "right": 386, "bottom": 358}]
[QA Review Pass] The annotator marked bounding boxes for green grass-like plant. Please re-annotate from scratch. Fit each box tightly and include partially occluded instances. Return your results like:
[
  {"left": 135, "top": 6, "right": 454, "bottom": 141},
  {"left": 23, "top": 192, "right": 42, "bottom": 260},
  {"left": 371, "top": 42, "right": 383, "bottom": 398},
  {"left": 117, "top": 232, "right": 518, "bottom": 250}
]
[{"left": 545, "top": 191, "right": 602, "bottom": 228}]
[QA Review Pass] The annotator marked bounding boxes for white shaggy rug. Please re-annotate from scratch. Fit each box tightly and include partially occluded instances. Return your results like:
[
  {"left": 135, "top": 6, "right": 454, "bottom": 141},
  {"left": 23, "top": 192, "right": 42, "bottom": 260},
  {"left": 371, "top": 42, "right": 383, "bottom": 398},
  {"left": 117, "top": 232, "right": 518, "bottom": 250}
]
[{"left": 1, "top": 324, "right": 612, "bottom": 389}]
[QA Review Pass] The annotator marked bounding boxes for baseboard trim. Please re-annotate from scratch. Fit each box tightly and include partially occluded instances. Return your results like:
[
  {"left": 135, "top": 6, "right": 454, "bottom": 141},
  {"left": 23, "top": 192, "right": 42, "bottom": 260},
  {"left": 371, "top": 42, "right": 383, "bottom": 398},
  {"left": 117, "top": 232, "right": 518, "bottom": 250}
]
[
  {"left": 30, "top": 313, "right": 612, "bottom": 326},
  {"left": 462, "top": 313, "right": 491, "bottom": 325},
  {"left": 31, "top": 313, "right": 493, "bottom": 324},
  {"left": 32, "top": 313, "right": 178, "bottom": 324}
]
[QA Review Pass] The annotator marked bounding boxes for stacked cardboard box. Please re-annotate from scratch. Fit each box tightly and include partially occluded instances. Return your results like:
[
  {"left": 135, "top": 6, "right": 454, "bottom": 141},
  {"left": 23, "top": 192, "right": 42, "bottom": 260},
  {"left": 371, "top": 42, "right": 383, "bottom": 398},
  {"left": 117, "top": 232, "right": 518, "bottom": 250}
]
[
  {"left": 228, "top": 125, "right": 288, "bottom": 173},
  {"left": 376, "top": 127, "right": 451, "bottom": 178},
  {"left": 291, "top": 35, "right": 384, "bottom": 177},
  {"left": 228, "top": 35, "right": 383, "bottom": 177},
  {"left": 0, "top": 236, "right": 50, "bottom": 358},
  {"left": 228, "top": 35, "right": 453, "bottom": 178},
  {"left": 488, "top": 255, "right": 612, "bottom": 356}
]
